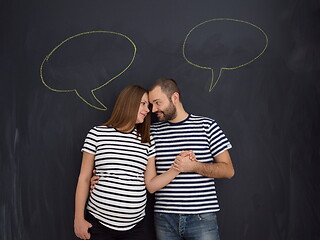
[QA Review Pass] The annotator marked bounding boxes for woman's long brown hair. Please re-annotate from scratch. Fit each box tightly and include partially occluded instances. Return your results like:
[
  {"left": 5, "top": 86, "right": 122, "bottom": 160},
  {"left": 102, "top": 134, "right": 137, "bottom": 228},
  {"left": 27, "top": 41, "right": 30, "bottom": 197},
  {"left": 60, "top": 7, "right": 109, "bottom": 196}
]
[{"left": 102, "top": 85, "right": 151, "bottom": 143}]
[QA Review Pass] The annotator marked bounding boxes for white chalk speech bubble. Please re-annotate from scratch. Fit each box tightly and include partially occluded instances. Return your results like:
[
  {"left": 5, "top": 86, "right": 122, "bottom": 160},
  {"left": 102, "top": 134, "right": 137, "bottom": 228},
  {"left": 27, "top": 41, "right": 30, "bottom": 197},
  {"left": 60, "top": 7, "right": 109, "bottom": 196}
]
[
  {"left": 40, "top": 31, "right": 136, "bottom": 110},
  {"left": 183, "top": 18, "right": 268, "bottom": 91}
]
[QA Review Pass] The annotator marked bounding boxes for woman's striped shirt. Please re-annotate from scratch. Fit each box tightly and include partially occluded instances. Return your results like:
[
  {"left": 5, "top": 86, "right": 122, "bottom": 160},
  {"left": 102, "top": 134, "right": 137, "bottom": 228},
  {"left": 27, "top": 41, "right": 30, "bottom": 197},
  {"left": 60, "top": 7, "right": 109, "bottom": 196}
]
[
  {"left": 81, "top": 126, "right": 155, "bottom": 231},
  {"left": 151, "top": 114, "right": 232, "bottom": 214}
]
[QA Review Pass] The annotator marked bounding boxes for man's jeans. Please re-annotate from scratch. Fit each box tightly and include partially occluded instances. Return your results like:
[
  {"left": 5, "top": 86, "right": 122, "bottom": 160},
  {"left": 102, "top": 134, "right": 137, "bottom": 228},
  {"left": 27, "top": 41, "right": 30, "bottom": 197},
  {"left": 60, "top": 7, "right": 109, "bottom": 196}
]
[{"left": 154, "top": 212, "right": 220, "bottom": 240}]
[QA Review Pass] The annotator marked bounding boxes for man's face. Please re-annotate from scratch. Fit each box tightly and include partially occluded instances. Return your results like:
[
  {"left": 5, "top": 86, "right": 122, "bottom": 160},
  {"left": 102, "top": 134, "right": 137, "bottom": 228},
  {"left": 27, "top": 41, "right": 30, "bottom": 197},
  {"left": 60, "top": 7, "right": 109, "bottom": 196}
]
[{"left": 149, "top": 86, "right": 177, "bottom": 122}]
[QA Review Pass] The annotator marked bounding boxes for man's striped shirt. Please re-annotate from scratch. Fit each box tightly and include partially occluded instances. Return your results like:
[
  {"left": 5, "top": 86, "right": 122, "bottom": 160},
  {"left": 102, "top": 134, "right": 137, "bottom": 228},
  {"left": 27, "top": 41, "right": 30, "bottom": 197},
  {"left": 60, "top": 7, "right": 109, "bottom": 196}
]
[
  {"left": 81, "top": 126, "right": 155, "bottom": 231},
  {"left": 151, "top": 114, "right": 232, "bottom": 214}
]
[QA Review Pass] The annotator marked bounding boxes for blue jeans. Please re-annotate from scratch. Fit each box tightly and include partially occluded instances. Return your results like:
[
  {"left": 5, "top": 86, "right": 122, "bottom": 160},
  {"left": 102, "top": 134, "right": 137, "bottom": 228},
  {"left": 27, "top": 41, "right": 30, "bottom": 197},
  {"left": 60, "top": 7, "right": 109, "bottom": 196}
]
[{"left": 154, "top": 212, "right": 220, "bottom": 240}]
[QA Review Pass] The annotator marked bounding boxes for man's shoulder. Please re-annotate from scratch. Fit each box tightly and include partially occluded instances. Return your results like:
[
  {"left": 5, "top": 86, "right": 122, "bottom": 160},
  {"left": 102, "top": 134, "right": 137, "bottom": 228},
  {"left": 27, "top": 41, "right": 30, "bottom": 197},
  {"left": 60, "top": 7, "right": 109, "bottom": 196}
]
[
  {"left": 151, "top": 121, "right": 167, "bottom": 131},
  {"left": 151, "top": 121, "right": 167, "bottom": 127},
  {"left": 189, "top": 114, "right": 216, "bottom": 125}
]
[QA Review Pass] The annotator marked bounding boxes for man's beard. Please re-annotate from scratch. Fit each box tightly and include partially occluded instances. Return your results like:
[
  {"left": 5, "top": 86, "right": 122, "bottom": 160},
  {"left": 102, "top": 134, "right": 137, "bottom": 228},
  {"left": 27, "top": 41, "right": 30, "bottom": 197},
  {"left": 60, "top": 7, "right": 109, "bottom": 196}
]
[{"left": 156, "top": 102, "right": 177, "bottom": 122}]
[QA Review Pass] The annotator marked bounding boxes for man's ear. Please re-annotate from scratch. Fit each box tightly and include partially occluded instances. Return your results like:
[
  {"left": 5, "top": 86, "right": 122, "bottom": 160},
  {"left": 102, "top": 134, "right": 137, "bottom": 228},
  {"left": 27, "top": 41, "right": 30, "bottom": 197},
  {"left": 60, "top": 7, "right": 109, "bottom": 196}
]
[{"left": 171, "top": 92, "right": 180, "bottom": 104}]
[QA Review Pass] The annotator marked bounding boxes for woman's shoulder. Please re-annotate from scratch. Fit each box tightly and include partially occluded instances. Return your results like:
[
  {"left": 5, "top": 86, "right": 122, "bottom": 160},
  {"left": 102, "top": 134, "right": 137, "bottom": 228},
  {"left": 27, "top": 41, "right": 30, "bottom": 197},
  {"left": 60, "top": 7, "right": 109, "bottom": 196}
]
[{"left": 87, "top": 125, "right": 113, "bottom": 133}]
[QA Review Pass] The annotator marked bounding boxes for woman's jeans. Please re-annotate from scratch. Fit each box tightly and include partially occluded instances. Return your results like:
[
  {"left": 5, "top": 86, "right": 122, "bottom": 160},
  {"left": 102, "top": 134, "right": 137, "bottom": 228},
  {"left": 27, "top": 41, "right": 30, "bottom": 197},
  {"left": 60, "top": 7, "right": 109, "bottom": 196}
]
[
  {"left": 154, "top": 212, "right": 220, "bottom": 240},
  {"left": 86, "top": 212, "right": 146, "bottom": 240}
]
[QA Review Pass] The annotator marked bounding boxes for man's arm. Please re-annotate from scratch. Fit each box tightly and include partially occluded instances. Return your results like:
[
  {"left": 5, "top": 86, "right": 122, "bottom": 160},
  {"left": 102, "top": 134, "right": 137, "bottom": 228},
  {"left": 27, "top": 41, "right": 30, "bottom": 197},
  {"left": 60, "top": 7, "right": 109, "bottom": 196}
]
[
  {"left": 173, "top": 150, "right": 234, "bottom": 179},
  {"left": 89, "top": 170, "right": 99, "bottom": 193}
]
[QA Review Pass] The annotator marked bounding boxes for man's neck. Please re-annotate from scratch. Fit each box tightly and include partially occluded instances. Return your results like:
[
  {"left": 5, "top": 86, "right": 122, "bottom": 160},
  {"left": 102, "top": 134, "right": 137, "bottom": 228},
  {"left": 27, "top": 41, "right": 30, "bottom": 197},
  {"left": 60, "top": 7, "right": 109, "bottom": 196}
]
[{"left": 169, "top": 109, "right": 189, "bottom": 123}]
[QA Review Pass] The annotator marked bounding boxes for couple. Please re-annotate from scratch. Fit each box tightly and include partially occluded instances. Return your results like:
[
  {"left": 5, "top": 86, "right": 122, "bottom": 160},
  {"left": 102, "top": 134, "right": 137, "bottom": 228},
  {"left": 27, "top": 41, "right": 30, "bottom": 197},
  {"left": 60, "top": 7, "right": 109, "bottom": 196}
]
[{"left": 74, "top": 78, "right": 234, "bottom": 240}]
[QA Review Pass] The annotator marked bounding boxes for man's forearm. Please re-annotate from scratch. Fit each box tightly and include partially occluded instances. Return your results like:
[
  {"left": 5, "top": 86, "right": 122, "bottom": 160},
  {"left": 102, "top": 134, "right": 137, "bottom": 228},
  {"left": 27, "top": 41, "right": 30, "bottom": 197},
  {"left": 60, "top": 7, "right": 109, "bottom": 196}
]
[{"left": 193, "top": 161, "right": 234, "bottom": 179}]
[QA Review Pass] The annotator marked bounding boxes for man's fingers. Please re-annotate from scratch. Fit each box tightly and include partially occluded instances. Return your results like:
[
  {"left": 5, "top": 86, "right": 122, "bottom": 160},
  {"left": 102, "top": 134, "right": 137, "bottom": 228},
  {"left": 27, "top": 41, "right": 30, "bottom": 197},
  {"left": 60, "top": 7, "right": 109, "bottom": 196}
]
[
  {"left": 90, "top": 178, "right": 99, "bottom": 187},
  {"left": 91, "top": 176, "right": 100, "bottom": 181}
]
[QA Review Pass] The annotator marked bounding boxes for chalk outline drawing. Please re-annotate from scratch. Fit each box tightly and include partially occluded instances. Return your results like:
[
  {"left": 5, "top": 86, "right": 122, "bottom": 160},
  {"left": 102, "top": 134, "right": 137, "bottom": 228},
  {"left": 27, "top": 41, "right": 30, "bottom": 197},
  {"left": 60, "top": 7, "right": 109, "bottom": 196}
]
[
  {"left": 40, "top": 31, "right": 137, "bottom": 110},
  {"left": 182, "top": 18, "right": 269, "bottom": 91}
]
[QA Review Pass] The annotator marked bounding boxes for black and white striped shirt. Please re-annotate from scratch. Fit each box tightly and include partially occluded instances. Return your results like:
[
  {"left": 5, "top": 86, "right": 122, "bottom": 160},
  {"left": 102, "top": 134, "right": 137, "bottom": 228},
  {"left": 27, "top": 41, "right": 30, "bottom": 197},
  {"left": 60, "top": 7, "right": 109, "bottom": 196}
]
[
  {"left": 151, "top": 114, "right": 232, "bottom": 214},
  {"left": 81, "top": 126, "right": 155, "bottom": 231}
]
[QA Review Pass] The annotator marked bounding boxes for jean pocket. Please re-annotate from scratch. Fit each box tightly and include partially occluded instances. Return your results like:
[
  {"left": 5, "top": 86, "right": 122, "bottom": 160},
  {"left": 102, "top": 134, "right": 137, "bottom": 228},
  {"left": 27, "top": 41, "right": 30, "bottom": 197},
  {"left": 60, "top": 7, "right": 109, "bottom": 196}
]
[{"left": 197, "top": 212, "right": 217, "bottom": 221}]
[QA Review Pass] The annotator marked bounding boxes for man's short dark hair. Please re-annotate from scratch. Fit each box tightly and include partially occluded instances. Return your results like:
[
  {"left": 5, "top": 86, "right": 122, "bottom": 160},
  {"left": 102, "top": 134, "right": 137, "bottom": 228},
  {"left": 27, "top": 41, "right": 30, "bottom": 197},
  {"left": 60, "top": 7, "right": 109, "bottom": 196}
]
[{"left": 150, "top": 77, "right": 181, "bottom": 102}]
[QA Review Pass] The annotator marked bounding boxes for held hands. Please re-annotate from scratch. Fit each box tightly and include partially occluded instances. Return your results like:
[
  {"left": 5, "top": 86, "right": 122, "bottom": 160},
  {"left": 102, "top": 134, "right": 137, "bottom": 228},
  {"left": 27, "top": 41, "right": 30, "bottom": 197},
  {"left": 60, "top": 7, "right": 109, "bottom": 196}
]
[
  {"left": 172, "top": 150, "right": 197, "bottom": 173},
  {"left": 74, "top": 218, "right": 92, "bottom": 240}
]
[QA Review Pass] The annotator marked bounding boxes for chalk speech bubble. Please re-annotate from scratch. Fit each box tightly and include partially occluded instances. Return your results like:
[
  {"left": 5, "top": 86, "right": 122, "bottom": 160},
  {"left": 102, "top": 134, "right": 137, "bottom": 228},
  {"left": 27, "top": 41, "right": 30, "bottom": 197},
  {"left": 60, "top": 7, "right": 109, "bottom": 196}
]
[
  {"left": 182, "top": 18, "right": 268, "bottom": 91},
  {"left": 40, "top": 31, "right": 136, "bottom": 110}
]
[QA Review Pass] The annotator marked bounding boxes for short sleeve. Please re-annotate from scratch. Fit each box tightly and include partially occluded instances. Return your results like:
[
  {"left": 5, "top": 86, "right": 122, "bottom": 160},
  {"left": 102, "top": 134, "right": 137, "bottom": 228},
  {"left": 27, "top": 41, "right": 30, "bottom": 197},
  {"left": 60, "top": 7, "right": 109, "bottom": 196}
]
[
  {"left": 81, "top": 127, "right": 98, "bottom": 155},
  {"left": 208, "top": 120, "right": 232, "bottom": 157},
  {"left": 147, "top": 135, "right": 156, "bottom": 159}
]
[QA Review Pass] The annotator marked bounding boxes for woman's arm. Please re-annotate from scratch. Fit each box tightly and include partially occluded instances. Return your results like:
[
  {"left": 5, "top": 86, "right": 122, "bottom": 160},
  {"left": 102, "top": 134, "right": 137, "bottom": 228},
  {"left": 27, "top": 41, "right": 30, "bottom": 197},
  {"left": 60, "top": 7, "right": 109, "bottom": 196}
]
[
  {"left": 144, "top": 156, "right": 180, "bottom": 194},
  {"left": 74, "top": 152, "right": 95, "bottom": 240}
]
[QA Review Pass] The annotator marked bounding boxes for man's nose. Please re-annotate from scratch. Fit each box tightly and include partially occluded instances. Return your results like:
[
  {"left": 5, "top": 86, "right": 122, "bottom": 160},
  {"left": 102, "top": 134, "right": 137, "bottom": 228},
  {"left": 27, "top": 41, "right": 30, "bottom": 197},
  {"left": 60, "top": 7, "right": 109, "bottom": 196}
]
[{"left": 152, "top": 105, "right": 157, "bottom": 113}]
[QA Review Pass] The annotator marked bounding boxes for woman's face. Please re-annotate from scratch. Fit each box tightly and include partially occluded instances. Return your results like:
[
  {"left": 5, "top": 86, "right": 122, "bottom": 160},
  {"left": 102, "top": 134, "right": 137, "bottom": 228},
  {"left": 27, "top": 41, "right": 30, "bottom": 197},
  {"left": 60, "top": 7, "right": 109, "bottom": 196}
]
[{"left": 136, "top": 93, "right": 150, "bottom": 124}]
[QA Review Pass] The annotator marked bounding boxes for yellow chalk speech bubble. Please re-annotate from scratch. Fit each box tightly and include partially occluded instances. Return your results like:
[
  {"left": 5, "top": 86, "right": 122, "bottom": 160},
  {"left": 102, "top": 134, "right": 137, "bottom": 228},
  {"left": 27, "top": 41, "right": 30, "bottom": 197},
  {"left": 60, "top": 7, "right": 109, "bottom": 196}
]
[
  {"left": 40, "top": 31, "right": 137, "bottom": 110},
  {"left": 182, "top": 18, "right": 268, "bottom": 91}
]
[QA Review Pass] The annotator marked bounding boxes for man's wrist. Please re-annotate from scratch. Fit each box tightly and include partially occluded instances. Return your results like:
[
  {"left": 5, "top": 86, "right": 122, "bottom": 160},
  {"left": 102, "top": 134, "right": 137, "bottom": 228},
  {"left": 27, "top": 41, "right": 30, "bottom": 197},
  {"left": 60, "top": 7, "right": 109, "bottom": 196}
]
[{"left": 191, "top": 161, "right": 200, "bottom": 172}]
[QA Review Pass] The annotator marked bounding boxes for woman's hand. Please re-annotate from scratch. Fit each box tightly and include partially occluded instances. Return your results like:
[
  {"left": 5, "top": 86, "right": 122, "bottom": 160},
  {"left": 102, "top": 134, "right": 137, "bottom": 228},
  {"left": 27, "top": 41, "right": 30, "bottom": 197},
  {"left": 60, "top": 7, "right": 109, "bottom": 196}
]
[{"left": 74, "top": 218, "right": 92, "bottom": 240}]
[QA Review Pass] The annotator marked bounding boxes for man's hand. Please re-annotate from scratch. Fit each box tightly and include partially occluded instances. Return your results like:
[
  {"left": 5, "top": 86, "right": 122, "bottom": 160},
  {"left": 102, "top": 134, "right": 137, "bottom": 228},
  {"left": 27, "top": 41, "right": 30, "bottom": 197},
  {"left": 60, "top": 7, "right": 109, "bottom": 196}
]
[
  {"left": 74, "top": 218, "right": 92, "bottom": 240},
  {"left": 179, "top": 150, "right": 197, "bottom": 161},
  {"left": 90, "top": 169, "right": 100, "bottom": 194},
  {"left": 176, "top": 150, "right": 234, "bottom": 179}
]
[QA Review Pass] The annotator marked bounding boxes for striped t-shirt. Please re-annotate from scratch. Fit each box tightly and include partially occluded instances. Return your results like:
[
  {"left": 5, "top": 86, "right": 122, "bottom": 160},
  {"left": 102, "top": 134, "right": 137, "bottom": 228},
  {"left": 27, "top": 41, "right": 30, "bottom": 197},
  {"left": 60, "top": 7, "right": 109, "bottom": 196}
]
[
  {"left": 151, "top": 114, "right": 232, "bottom": 214},
  {"left": 81, "top": 126, "right": 156, "bottom": 231}
]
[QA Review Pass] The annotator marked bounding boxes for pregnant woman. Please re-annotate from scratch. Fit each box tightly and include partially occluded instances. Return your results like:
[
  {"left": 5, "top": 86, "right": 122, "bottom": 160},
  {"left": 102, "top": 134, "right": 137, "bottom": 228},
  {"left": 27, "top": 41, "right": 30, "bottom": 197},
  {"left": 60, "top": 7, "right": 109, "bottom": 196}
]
[{"left": 74, "top": 85, "right": 179, "bottom": 240}]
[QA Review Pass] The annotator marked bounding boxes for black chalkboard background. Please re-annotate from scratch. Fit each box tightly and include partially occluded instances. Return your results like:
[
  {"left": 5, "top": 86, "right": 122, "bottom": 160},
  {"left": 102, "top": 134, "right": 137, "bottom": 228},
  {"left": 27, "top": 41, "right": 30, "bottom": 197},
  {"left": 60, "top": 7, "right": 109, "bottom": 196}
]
[{"left": 1, "top": 0, "right": 320, "bottom": 239}]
